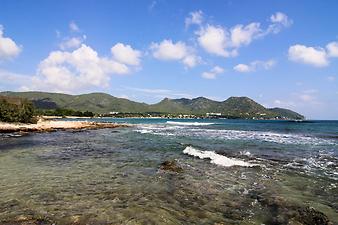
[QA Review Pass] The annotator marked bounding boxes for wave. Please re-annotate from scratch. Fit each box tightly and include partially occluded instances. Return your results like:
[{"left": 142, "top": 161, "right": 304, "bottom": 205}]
[
  {"left": 166, "top": 121, "right": 215, "bottom": 126},
  {"left": 183, "top": 146, "right": 254, "bottom": 167},
  {"left": 135, "top": 124, "right": 336, "bottom": 146}
]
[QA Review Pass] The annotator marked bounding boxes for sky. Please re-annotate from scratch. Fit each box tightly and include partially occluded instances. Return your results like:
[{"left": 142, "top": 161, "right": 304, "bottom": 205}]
[{"left": 0, "top": 0, "right": 338, "bottom": 119}]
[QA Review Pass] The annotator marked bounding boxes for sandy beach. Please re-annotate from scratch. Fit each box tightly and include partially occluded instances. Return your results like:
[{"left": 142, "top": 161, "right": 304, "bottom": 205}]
[{"left": 0, "top": 120, "right": 126, "bottom": 133}]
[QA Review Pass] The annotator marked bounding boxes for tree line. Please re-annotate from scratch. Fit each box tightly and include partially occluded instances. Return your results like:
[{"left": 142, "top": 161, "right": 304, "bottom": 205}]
[{"left": 0, "top": 96, "right": 94, "bottom": 123}]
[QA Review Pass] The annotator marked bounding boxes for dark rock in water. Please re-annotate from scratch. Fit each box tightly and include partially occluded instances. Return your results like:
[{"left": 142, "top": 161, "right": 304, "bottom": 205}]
[
  {"left": 249, "top": 190, "right": 333, "bottom": 225},
  {"left": 295, "top": 207, "right": 332, "bottom": 225},
  {"left": 160, "top": 160, "right": 183, "bottom": 173}
]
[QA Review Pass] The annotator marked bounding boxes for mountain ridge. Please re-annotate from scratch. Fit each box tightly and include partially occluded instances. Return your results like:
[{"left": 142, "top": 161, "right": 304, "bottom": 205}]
[{"left": 0, "top": 91, "right": 305, "bottom": 120}]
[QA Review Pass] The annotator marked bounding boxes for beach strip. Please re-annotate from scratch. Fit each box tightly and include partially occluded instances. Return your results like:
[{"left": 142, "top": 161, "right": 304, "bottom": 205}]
[{"left": 0, "top": 120, "right": 127, "bottom": 133}]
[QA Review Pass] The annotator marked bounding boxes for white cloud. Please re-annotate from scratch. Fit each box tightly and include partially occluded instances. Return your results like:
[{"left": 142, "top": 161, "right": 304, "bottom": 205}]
[
  {"left": 233, "top": 59, "right": 276, "bottom": 73},
  {"left": 201, "top": 72, "right": 215, "bottom": 79},
  {"left": 288, "top": 41, "right": 338, "bottom": 67},
  {"left": 150, "top": 39, "right": 199, "bottom": 68},
  {"left": 151, "top": 39, "right": 187, "bottom": 60},
  {"left": 196, "top": 12, "right": 292, "bottom": 57},
  {"left": 288, "top": 44, "right": 328, "bottom": 67},
  {"left": 326, "top": 41, "right": 338, "bottom": 57},
  {"left": 299, "top": 94, "right": 315, "bottom": 102},
  {"left": 111, "top": 43, "right": 141, "bottom": 66},
  {"left": 230, "top": 23, "right": 261, "bottom": 48},
  {"left": 233, "top": 64, "right": 251, "bottom": 73},
  {"left": 59, "top": 36, "right": 85, "bottom": 50},
  {"left": 0, "top": 25, "right": 22, "bottom": 60},
  {"left": 201, "top": 66, "right": 224, "bottom": 79},
  {"left": 211, "top": 66, "right": 224, "bottom": 74},
  {"left": 0, "top": 69, "right": 31, "bottom": 91},
  {"left": 296, "top": 90, "right": 319, "bottom": 105},
  {"left": 185, "top": 10, "right": 203, "bottom": 28},
  {"left": 197, "top": 25, "right": 233, "bottom": 57},
  {"left": 182, "top": 54, "right": 200, "bottom": 68},
  {"left": 69, "top": 21, "right": 80, "bottom": 32},
  {"left": 270, "top": 12, "right": 293, "bottom": 27},
  {"left": 30, "top": 44, "right": 139, "bottom": 93}
]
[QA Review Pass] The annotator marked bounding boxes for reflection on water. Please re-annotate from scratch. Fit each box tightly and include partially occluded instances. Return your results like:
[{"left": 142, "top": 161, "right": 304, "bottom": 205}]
[{"left": 0, "top": 120, "right": 337, "bottom": 224}]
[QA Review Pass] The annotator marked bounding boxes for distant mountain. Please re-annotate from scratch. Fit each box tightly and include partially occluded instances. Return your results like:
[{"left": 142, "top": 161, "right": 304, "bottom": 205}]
[
  {"left": 0, "top": 91, "right": 148, "bottom": 114},
  {"left": 269, "top": 107, "right": 304, "bottom": 120},
  {"left": 0, "top": 91, "right": 305, "bottom": 120}
]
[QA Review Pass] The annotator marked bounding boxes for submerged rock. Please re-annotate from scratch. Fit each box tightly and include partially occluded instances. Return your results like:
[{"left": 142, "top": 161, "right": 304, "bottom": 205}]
[
  {"left": 249, "top": 190, "right": 333, "bottom": 225},
  {"left": 160, "top": 160, "right": 183, "bottom": 173},
  {"left": 294, "top": 207, "right": 332, "bottom": 225},
  {"left": 0, "top": 215, "right": 55, "bottom": 225}
]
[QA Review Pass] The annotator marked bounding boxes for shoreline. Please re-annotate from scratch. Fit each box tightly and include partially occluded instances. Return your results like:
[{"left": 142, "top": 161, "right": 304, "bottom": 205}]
[{"left": 0, "top": 120, "right": 128, "bottom": 133}]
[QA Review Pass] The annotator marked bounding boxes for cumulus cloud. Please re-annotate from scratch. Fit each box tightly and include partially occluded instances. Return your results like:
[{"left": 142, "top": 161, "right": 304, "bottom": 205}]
[
  {"left": 185, "top": 10, "right": 204, "bottom": 28},
  {"left": 0, "top": 25, "right": 22, "bottom": 60},
  {"left": 196, "top": 12, "right": 292, "bottom": 57},
  {"left": 30, "top": 44, "right": 140, "bottom": 93},
  {"left": 288, "top": 44, "right": 328, "bottom": 67},
  {"left": 151, "top": 39, "right": 187, "bottom": 60},
  {"left": 197, "top": 25, "right": 234, "bottom": 57},
  {"left": 288, "top": 41, "right": 338, "bottom": 67},
  {"left": 268, "top": 12, "right": 293, "bottom": 33},
  {"left": 233, "top": 64, "right": 251, "bottom": 73},
  {"left": 233, "top": 59, "right": 276, "bottom": 73},
  {"left": 69, "top": 21, "right": 80, "bottom": 32},
  {"left": 201, "top": 66, "right": 224, "bottom": 79},
  {"left": 230, "top": 23, "right": 261, "bottom": 48},
  {"left": 326, "top": 41, "right": 338, "bottom": 57},
  {"left": 111, "top": 43, "right": 141, "bottom": 66},
  {"left": 150, "top": 39, "right": 200, "bottom": 68},
  {"left": 59, "top": 36, "right": 86, "bottom": 50}
]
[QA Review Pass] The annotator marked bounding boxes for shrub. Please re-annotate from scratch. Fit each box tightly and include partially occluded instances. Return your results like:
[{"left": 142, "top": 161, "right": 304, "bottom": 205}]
[{"left": 0, "top": 97, "right": 36, "bottom": 123}]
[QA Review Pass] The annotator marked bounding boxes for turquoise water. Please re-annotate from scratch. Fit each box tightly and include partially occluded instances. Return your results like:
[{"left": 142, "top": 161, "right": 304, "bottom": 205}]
[{"left": 0, "top": 119, "right": 337, "bottom": 224}]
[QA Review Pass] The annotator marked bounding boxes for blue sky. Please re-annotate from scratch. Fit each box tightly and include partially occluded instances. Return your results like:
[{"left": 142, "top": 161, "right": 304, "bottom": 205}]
[{"left": 0, "top": 0, "right": 338, "bottom": 119}]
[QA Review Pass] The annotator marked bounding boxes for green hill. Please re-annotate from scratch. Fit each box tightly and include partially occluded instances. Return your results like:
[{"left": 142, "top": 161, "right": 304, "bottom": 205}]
[
  {"left": 0, "top": 91, "right": 148, "bottom": 114},
  {"left": 269, "top": 107, "right": 304, "bottom": 120},
  {"left": 0, "top": 91, "right": 305, "bottom": 119}
]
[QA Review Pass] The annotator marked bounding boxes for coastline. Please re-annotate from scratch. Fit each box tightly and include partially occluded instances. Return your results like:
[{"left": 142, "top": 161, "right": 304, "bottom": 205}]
[{"left": 0, "top": 120, "right": 128, "bottom": 133}]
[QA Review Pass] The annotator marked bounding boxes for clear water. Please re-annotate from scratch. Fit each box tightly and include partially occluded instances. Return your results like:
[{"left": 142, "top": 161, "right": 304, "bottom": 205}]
[{"left": 0, "top": 118, "right": 337, "bottom": 224}]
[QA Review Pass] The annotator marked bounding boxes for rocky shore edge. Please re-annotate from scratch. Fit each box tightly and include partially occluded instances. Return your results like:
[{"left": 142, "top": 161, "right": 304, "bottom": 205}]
[{"left": 0, "top": 120, "right": 128, "bottom": 133}]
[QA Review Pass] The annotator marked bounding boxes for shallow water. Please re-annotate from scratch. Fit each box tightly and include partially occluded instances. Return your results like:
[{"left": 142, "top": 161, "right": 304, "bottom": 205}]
[{"left": 0, "top": 119, "right": 337, "bottom": 224}]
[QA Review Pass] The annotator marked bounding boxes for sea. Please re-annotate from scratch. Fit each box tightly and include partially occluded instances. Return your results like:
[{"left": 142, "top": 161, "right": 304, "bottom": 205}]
[{"left": 0, "top": 118, "right": 337, "bottom": 224}]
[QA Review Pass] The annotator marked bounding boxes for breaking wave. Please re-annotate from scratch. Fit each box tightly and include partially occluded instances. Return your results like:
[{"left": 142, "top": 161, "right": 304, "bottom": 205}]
[
  {"left": 166, "top": 121, "right": 215, "bottom": 126},
  {"left": 134, "top": 124, "right": 336, "bottom": 146},
  {"left": 183, "top": 146, "right": 254, "bottom": 167}
]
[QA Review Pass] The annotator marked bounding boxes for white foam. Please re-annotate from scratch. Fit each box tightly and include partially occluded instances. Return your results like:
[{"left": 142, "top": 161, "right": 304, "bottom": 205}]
[
  {"left": 240, "top": 151, "right": 252, "bottom": 156},
  {"left": 166, "top": 121, "right": 214, "bottom": 126},
  {"left": 134, "top": 124, "right": 336, "bottom": 146},
  {"left": 137, "top": 129, "right": 152, "bottom": 134},
  {"left": 183, "top": 146, "right": 253, "bottom": 167}
]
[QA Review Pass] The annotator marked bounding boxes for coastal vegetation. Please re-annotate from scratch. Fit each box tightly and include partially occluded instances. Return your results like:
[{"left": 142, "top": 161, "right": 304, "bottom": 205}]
[
  {"left": 0, "top": 91, "right": 305, "bottom": 120},
  {"left": 0, "top": 96, "right": 36, "bottom": 123},
  {"left": 37, "top": 108, "right": 94, "bottom": 117}
]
